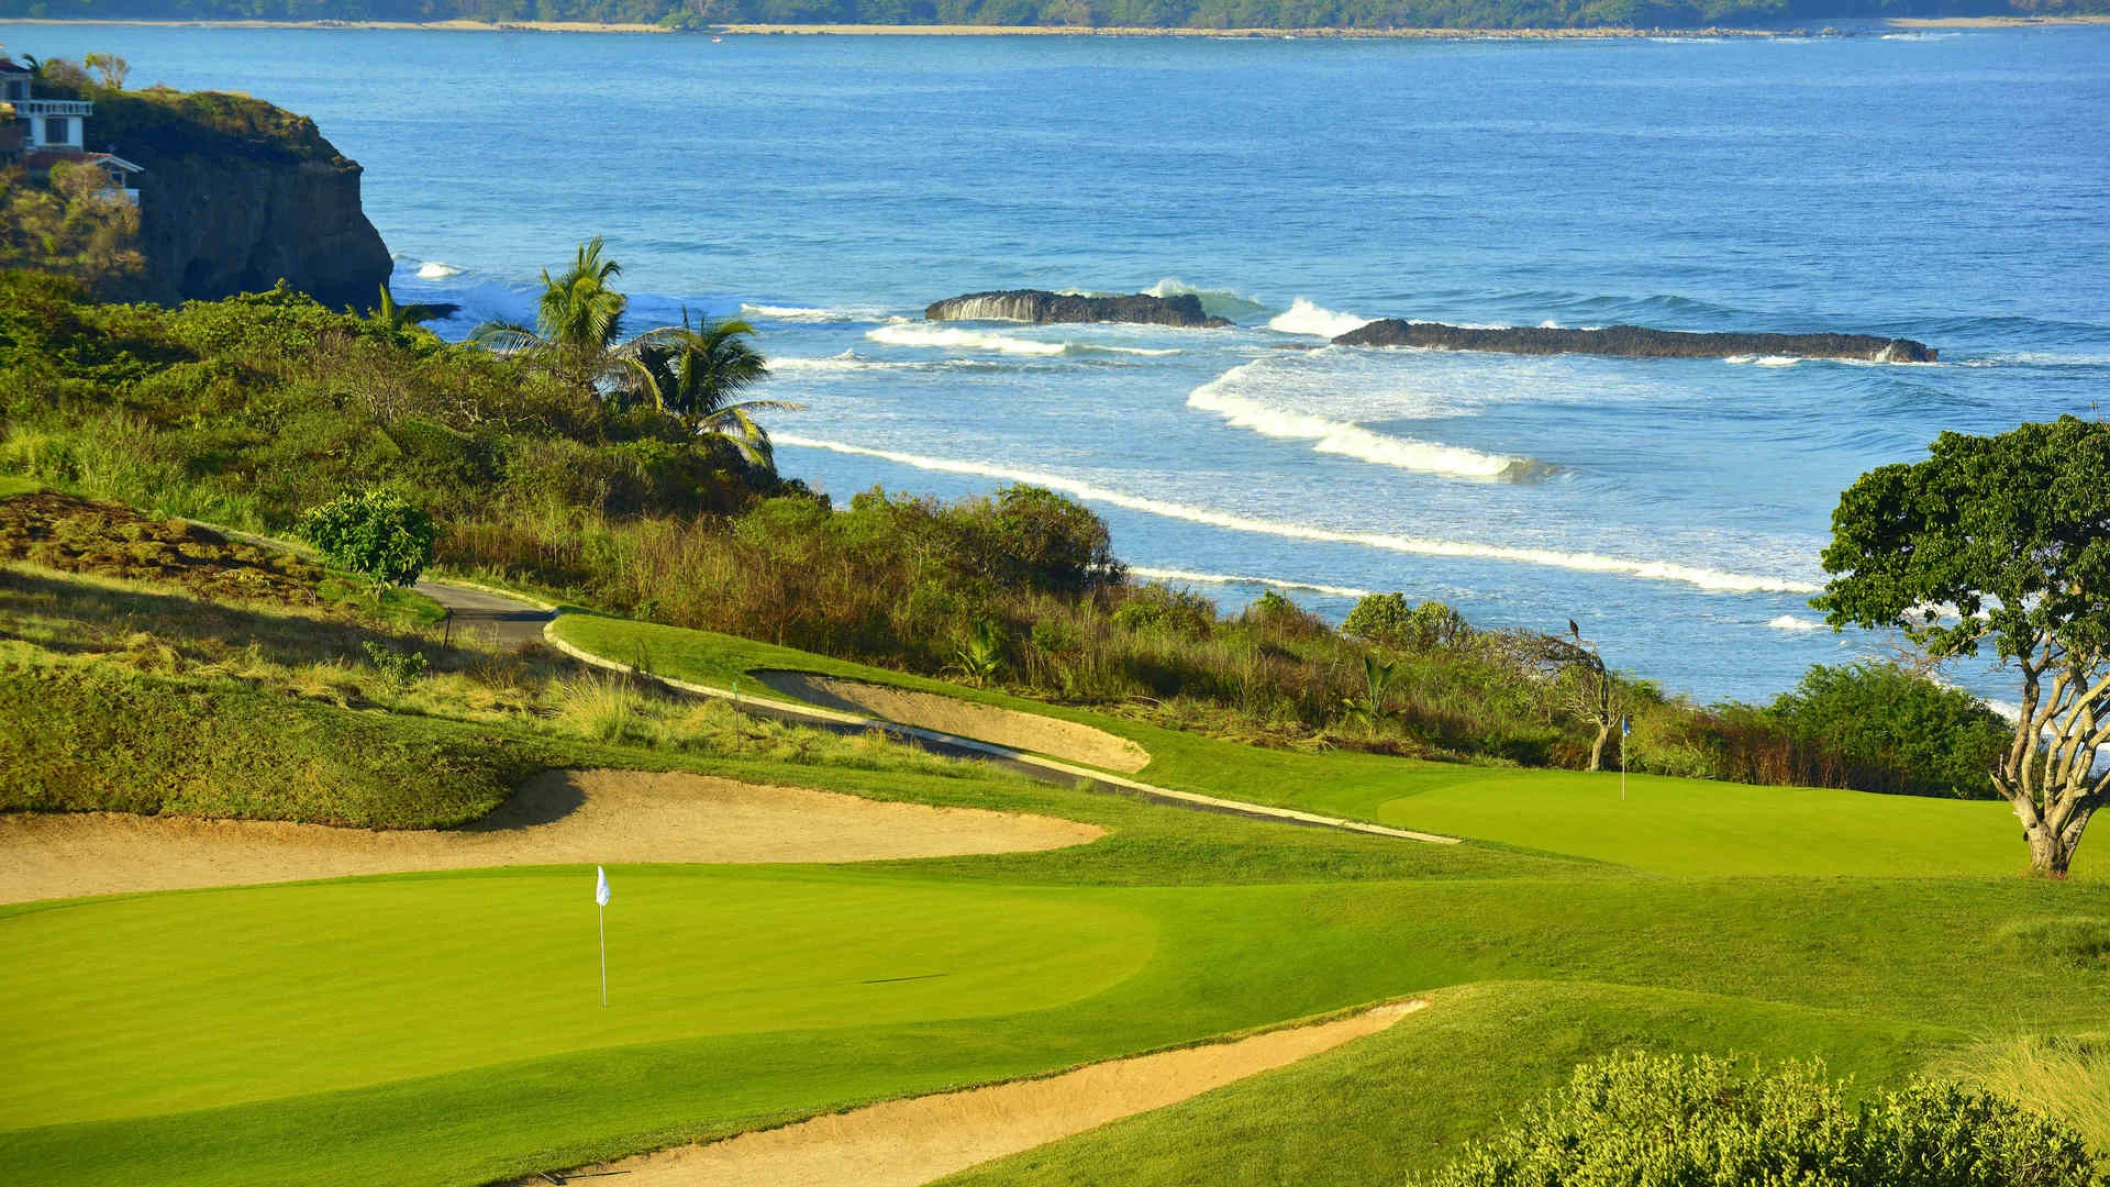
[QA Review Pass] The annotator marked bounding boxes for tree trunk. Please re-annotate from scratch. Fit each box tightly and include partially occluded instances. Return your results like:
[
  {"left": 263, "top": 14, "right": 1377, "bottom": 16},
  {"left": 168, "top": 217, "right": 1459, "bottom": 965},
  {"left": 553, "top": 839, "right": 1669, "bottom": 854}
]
[
  {"left": 1588, "top": 723, "right": 1610, "bottom": 772},
  {"left": 2024, "top": 821, "right": 2077, "bottom": 878}
]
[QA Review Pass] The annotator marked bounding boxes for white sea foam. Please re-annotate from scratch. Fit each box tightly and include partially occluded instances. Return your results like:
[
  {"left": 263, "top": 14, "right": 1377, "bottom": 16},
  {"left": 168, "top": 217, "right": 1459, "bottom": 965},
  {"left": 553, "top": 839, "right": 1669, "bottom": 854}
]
[
  {"left": 866, "top": 323, "right": 1176, "bottom": 357},
  {"left": 1881, "top": 31, "right": 1961, "bottom": 40},
  {"left": 1268, "top": 298, "right": 1371, "bottom": 338},
  {"left": 1187, "top": 364, "right": 1550, "bottom": 481},
  {"left": 1766, "top": 614, "right": 1826, "bottom": 632},
  {"left": 1146, "top": 278, "right": 1268, "bottom": 319},
  {"left": 739, "top": 302, "right": 889, "bottom": 324},
  {"left": 416, "top": 261, "right": 462, "bottom": 280},
  {"left": 1128, "top": 566, "right": 1374, "bottom": 599},
  {"left": 772, "top": 434, "right": 1822, "bottom": 595},
  {"left": 1725, "top": 354, "right": 1801, "bottom": 367}
]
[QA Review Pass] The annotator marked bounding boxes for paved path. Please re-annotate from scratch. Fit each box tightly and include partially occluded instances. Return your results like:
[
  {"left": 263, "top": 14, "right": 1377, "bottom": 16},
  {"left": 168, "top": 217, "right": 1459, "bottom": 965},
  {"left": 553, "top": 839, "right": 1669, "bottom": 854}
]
[
  {"left": 419, "top": 580, "right": 1458, "bottom": 846},
  {"left": 416, "top": 579, "right": 554, "bottom": 648}
]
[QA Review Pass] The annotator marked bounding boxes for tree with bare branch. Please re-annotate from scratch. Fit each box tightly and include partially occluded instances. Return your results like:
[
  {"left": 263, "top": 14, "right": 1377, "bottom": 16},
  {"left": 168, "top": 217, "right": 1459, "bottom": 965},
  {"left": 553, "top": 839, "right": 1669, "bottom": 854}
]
[
  {"left": 1814, "top": 416, "right": 2110, "bottom": 877},
  {"left": 1519, "top": 621, "right": 1622, "bottom": 771}
]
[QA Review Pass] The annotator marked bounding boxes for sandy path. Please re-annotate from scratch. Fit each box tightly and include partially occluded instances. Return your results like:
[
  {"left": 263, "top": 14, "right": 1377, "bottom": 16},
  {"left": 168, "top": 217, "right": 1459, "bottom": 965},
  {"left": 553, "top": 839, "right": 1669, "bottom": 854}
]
[
  {"left": 523, "top": 999, "right": 1424, "bottom": 1187},
  {"left": 0, "top": 769, "right": 1104, "bottom": 903},
  {"left": 756, "top": 671, "right": 1152, "bottom": 774}
]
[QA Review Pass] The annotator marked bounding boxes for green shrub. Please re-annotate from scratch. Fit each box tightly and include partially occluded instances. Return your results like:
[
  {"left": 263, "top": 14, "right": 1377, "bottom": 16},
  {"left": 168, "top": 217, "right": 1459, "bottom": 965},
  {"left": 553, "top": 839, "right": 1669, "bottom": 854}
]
[
  {"left": 361, "top": 639, "right": 431, "bottom": 688},
  {"left": 1415, "top": 1051, "right": 2104, "bottom": 1187},
  {"left": 301, "top": 489, "right": 438, "bottom": 597},
  {"left": 1768, "top": 662, "right": 2009, "bottom": 799},
  {"left": 1111, "top": 583, "right": 1216, "bottom": 638},
  {"left": 1343, "top": 592, "right": 1468, "bottom": 650}
]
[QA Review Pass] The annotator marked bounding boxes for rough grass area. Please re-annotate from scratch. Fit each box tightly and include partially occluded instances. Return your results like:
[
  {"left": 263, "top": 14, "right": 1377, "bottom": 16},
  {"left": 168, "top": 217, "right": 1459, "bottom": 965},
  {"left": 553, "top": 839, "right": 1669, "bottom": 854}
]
[
  {"left": 1951, "top": 1032, "right": 2110, "bottom": 1155},
  {"left": 0, "top": 664, "right": 542, "bottom": 828},
  {"left": 1, "top": 489, "right": 327, "bottom": 604},
  {"left": 937, "top": 981, "right": 1950, "bottom": 1187}
]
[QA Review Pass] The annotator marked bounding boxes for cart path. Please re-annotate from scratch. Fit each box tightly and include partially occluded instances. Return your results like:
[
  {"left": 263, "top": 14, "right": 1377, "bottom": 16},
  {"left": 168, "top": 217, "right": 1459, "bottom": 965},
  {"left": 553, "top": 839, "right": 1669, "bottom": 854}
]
[{"left": 416, "top": 580, "right": 1459, "bottom": 846}]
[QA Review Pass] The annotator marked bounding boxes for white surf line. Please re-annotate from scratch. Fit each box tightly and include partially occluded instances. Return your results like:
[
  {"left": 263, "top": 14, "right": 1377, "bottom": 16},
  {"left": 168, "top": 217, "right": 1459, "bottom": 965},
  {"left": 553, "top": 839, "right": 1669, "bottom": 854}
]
[
  {"left": 539, "top": 615, "right": 1459, "bottom": 846},
  {"left": 773, "top": 434, "right": 1822, "bottom": 595},
  {"left": 1128, "top": 565, "right": 1376, "bottom": 600},
  {"left": 520, "top": 999, "right": 1427, "bottom": 1187}
]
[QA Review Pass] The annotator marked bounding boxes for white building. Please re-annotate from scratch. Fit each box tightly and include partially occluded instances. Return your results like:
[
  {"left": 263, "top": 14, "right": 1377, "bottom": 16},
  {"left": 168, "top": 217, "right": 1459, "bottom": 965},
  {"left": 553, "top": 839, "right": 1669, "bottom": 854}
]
[
  {"left": 1, "top": 53, "right": 143, "bottom": 204},
  {"left": 0, "top": 55, "right": 91, "bottom": 152}
]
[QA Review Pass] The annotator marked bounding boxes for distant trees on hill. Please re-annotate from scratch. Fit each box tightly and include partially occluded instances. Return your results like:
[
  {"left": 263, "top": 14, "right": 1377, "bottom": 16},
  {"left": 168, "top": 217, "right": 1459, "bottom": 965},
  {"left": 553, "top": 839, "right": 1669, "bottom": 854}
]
[{"left": 1, "top": 0, "right": 2104, "bottom": 28}]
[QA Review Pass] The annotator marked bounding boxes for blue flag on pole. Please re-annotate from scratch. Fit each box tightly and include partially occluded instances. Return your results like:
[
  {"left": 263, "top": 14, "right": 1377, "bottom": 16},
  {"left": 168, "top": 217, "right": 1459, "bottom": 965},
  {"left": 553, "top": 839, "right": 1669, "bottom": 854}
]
[{"left": 1621, "top": 716, "right": 1631, "bottom": 736}]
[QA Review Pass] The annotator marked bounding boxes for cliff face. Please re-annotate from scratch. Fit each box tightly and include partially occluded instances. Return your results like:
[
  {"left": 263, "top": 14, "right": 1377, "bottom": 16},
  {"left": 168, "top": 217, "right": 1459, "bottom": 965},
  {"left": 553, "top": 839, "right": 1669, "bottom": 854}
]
[
  {"left": 84, "top": 87, "right": 391, "bottom": 308},
  {"left": 1335, "top": 320, "right": 1937, "bottom": 363},
  {"left": 928, "top": 289, "right": 1234, "bottom": 329}
]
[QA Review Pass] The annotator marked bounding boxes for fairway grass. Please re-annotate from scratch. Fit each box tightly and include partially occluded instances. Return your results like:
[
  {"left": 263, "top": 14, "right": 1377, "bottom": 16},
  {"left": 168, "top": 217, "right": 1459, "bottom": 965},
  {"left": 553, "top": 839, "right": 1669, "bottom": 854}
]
[{"left": 552, "top": 613, "right": 2066, "bottom": 879}]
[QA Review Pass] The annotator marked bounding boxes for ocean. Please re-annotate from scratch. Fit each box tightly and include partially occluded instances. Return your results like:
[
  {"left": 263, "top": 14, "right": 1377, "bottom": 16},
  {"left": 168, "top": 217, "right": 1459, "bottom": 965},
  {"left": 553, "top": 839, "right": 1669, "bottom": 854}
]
[{"left": 11, "top": 22, "right": 2107, "bottom": 703}]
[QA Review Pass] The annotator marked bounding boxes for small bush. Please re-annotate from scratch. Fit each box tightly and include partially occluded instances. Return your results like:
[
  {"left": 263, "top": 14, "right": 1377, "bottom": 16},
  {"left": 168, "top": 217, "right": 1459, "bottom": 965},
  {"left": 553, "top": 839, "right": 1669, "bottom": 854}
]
[
  {"left": 361, "top": 640, "right": 430, "bottom": 688},
  {"left": 301, "top": 488, "right": 438, "bottom": 597},
  {"left": 1414, "top": 1051, "right": 2104, "bottom": 1187},
  {"left": 1343, "top": 592, "right": 1468, "bottom": 650},
  {"left": 1111, "top": 583, "right": 1215, "bottom": 639}
]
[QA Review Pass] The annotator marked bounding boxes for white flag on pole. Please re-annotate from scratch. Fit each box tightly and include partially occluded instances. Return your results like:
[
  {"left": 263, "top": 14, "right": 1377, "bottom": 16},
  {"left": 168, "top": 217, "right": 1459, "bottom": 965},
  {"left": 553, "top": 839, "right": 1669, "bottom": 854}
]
[{"left": 595, "top": 865, "right": 612, "bottom": 906}]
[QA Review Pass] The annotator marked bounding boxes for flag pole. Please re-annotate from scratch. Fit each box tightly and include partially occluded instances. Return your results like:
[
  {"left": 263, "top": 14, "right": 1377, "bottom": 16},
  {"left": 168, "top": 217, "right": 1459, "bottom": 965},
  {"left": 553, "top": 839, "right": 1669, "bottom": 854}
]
[{"left": 598, "top": 898, "right": 607, "bottom": 1008}]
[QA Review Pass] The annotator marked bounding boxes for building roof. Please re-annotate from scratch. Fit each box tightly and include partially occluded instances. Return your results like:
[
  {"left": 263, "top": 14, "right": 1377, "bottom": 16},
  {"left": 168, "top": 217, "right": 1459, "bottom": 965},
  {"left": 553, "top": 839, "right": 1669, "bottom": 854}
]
[
  {"left": 25, "top": 149, "right": 145, "bottom": 174},
  {"left": 0, "top": 57, "right": 30, "bottom": 76}
]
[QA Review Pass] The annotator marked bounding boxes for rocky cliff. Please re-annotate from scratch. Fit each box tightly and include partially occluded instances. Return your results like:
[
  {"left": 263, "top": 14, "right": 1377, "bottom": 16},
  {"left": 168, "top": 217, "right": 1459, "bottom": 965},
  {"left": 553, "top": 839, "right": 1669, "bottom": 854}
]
[
  {"left": 82, "top": 87, "right": 391, "bottom": 309},
  {"left": 928, "top": 290, "right": 1233, "bottom": 329},
  {"left": 1334, "top": 320, "right": 1937, "bottom": 363}
]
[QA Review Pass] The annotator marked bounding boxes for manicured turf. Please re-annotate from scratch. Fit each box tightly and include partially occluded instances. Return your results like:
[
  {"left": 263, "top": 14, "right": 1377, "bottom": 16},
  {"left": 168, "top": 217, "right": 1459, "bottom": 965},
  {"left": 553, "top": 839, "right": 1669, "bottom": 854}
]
[
  {"left": 8, "top": 603, "right": 2105, "bottom": 1187},
  {"left": 552, "top": 614, "right": 2068, "bottom": 879}
]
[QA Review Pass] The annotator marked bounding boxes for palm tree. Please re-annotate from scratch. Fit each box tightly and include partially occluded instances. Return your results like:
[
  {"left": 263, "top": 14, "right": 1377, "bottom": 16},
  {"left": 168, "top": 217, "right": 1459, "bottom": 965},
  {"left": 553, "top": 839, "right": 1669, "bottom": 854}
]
[
  {"left": 625, "top": 314, "right": 802, "bottom": 467},
  {"left": 471, "top": 238, "right": 801, "bottom": 468},
  {"left": 362, "top": 283, "right": 440, "bottom": 332},
  {"left": 470, "top": 236, "right": 631, "bottom": 391}
]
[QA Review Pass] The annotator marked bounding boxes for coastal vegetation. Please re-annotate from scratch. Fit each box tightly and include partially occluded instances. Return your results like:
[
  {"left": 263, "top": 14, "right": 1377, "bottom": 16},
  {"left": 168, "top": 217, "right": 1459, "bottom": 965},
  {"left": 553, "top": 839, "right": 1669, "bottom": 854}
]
[
  {"left": 0, "top": 263, "right": 2017, "bottom": 805},
  {"left": 3, "top": 0, "right": 2106, "bottom": 29}
]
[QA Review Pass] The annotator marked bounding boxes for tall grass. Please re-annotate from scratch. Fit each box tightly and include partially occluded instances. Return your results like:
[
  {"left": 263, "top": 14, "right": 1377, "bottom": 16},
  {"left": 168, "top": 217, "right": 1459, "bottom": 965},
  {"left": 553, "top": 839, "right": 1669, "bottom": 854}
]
[{"left": 1951, "top": 1034, "right": 2110, "bottom": 1155}]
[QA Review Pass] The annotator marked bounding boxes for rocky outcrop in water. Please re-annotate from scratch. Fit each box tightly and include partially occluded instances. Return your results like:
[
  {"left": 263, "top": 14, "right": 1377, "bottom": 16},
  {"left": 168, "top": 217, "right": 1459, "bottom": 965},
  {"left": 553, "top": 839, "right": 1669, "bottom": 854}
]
[
  {"left": 84, "top": 87, "right": 392, "bottom": 308},
  {"left": 927, "top": 290, "right": 1233, "bottom": 329},
  {"left": 1333, "top": 320, "right": 1937, "bottom": 363}
]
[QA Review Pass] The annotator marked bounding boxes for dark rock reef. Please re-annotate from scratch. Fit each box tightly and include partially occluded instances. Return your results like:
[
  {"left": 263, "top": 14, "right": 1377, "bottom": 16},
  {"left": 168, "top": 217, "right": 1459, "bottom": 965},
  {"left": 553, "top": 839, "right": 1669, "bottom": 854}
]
[
  {"left": 1333, "top": 320, "right": 1937, "bottom": 363},
  {"left": 927, "top": 290, "right": 1234, "bottom": 329},
  {"left": 85, "top": 87, "right": 392, "bottom": 308}
]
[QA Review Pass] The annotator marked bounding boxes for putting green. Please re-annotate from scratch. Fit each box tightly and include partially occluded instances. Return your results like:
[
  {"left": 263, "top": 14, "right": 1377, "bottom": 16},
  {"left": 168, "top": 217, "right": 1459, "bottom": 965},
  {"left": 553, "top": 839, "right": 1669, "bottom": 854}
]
[
  {"left": 1367, "top": 772, "right": 2034, "bottom": 878},
  {"left": 0, "top": 867, "right": 1156, "bottom": 1129}
]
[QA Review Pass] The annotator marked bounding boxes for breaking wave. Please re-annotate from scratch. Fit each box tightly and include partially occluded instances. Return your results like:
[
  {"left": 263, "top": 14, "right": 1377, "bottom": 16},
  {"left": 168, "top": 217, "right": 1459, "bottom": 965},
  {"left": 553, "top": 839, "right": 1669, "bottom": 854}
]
[
  {"left": 1128, "top": 566, "right": 1374, "bottom": 599},
  {"left": 1766, "top": 615, "right": 1826, "bottom": 632},
  {"left": 772, "top": 435, "right": 1821, "bottom": 595},
  {"left": 867, "top": 323, "right": 1177, "bottom": 357},
  {"left": 415, "top": 261, "right": 462, "bottom": 279},
  {"left": 1146, "top": 278, "right": 1268, "bottom": 319},
  {"left": 1187, "top": 366, "right": 1552, "bottom": 482},
  {"left": 1725, "top": 354, "right": 1802, "bottom": 367},
  {"left": 1268, "top": 299, "right": 1371, "bottom": 338},
  {"left": 739, "top": 302, "right": 890, "bottom": 324}
]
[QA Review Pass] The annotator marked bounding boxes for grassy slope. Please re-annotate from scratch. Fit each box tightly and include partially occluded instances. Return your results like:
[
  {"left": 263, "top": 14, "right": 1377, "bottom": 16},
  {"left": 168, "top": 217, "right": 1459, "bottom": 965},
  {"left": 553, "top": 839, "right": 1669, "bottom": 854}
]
[
  {"left": 940, "top": 981, "right": 1955, "bottom": 1187},
  {"left": 554, "top": 614, "right": 2053, "bottom": 879}
]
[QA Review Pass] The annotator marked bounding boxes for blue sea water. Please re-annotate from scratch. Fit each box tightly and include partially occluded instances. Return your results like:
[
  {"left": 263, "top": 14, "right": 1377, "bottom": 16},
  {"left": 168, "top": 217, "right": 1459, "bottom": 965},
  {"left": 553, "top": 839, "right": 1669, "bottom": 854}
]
[{"left": 10, "top": 22, "right": 2108, "bottom": 703}]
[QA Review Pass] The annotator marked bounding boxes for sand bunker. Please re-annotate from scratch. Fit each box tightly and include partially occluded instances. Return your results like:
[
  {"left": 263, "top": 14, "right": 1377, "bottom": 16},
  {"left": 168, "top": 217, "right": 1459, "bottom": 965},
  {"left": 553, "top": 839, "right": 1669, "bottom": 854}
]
[
  {"left": 0, "top": 769, "right": 1104, "bottom": 903},
  {"left": 525, "top": 999, "right": 1424, "bottom": 1187},
  {"left": 755, "top": 671, "right": 1152, "bottom": 774}
]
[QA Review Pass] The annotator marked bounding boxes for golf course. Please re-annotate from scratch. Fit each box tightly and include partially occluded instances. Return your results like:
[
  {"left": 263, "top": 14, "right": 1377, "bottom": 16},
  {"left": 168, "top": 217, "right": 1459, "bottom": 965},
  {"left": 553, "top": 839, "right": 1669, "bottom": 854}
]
[{"left": 4, "top": 552, "right": 2107, "bottom": 1186}]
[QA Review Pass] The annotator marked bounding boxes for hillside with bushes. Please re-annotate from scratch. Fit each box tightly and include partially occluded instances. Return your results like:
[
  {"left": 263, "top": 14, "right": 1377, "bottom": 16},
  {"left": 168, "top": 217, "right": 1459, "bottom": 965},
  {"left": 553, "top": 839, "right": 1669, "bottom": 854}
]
[{"left": 0, "top": 266, "right": 2010, "bottom": 797}]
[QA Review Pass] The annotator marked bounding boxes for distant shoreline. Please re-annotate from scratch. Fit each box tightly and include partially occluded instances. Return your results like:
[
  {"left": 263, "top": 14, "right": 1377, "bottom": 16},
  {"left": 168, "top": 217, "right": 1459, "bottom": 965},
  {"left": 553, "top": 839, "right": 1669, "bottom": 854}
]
[{"left": 4, "top": 14, "right": 2106, "bottom": 36}]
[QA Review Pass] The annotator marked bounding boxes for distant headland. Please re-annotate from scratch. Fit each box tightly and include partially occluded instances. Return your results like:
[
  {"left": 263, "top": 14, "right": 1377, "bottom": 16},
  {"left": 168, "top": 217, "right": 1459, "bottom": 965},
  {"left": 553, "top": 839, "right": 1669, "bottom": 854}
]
[{"left": 5, "top": 9, "right": 2105, "bottom": 37}]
